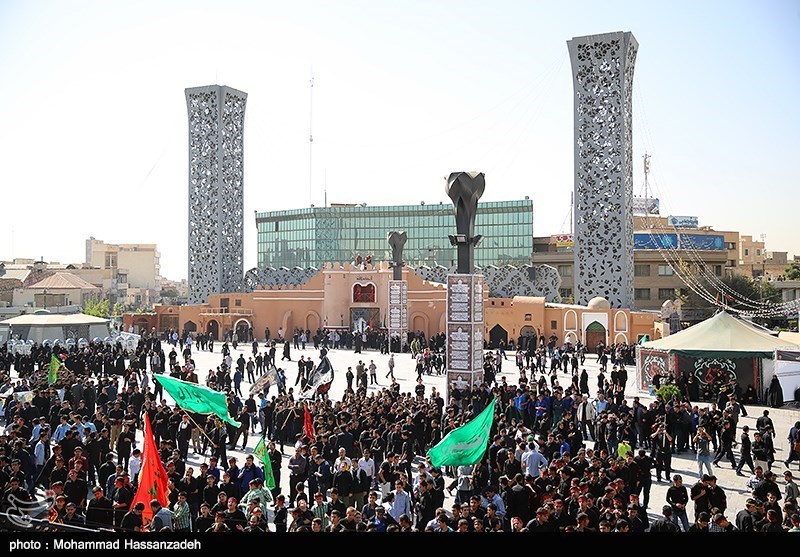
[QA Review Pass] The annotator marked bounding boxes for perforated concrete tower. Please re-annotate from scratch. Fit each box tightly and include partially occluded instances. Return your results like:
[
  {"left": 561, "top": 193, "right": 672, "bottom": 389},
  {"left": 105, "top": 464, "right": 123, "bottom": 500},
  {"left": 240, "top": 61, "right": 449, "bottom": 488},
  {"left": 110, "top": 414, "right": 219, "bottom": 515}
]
[
  {"left": 568, "top": 32, "right": 637, "bottom": 308},
  {"left": 185, "top": 85, "right": 247, "bottom": 304}
]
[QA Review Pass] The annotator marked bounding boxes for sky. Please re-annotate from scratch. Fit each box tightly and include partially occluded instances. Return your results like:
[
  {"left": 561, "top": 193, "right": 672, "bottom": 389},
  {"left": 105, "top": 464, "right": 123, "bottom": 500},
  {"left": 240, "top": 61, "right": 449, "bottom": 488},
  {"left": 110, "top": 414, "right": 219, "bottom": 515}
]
[{"left": 0, "top": 0, "right": 798, "bottom": 281}]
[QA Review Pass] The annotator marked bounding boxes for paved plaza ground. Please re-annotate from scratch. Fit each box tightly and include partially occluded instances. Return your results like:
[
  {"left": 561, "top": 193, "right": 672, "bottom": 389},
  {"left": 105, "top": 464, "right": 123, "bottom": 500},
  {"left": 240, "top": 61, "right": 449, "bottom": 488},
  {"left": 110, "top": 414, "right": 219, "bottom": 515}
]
[{"left": 151, "top": 339, "right": 800, "bottom": 524}]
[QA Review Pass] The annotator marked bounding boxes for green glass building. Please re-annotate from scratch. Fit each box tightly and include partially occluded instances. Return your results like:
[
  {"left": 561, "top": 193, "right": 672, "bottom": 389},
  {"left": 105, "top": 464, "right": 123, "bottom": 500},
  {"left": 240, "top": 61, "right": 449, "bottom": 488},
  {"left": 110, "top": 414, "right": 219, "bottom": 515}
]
[{"left": 255, "top": 199, "right": 533, "bottom": 269}]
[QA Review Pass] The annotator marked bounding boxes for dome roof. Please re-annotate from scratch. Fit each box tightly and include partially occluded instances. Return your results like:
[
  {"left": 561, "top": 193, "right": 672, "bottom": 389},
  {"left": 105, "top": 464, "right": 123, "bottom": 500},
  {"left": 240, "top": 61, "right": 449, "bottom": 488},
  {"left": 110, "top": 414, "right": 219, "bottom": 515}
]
[{"left": 586, "top": 296, "right": 611, "bottom": 310}]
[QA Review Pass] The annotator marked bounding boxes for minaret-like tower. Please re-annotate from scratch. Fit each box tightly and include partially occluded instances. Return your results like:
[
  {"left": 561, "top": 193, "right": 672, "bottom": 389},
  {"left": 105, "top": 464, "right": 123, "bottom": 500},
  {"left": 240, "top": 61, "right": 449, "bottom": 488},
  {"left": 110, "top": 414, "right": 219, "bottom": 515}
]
[
  {"left": 568, "top": 32, "right": 637, "bottom": 308},
  {"left": 185, "top": 85, "right": 247, "bottom": 304}
]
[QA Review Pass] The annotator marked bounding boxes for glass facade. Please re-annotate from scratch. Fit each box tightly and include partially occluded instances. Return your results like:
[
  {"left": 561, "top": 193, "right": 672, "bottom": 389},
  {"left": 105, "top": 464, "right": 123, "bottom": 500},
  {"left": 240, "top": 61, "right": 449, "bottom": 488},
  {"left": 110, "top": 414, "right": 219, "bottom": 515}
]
[{"left": 255, "top": 200, "right": 534, "bottom": 269}]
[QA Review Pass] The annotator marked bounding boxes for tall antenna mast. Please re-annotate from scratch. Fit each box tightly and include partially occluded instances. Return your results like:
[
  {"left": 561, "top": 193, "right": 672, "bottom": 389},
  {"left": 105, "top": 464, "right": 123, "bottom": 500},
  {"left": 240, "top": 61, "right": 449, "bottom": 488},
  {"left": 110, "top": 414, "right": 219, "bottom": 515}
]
[
  {"left": 309, "top": 67, "right": 314, "bottom": 207},
  {"left": 643, "top": 153, "right": 651, "bottom": 225},
  {"left": 324, "top": 169, "right": 328, "bottom": 208}
]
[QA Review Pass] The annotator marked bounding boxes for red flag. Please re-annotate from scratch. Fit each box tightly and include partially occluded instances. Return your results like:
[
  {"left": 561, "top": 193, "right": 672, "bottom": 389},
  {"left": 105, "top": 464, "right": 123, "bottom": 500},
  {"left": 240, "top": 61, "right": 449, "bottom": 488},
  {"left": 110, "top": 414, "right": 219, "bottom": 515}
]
[
  {"left": 131, "top": 413, "right": 169, "bottom": 524},
  {"left": 303, "top": 404, "right": 315, "bottom": 442}
]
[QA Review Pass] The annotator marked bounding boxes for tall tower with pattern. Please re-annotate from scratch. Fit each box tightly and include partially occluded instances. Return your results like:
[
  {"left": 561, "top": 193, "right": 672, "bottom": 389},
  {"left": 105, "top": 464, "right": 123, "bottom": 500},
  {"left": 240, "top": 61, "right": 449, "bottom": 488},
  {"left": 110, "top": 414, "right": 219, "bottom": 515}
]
[
  {"left": 185, "top": 85, "right": 247, "bottom": 304},
  {"left": 568, "top": 32, "right": 637, "bottom": 308}
]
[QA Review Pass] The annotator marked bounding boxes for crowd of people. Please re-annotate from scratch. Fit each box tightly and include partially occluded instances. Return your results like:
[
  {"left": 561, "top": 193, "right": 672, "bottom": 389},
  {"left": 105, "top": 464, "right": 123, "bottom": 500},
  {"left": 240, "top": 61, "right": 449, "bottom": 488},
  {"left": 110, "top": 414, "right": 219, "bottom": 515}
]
[{"left": 0, "top": 328, "right": 798, "bottom": 533}]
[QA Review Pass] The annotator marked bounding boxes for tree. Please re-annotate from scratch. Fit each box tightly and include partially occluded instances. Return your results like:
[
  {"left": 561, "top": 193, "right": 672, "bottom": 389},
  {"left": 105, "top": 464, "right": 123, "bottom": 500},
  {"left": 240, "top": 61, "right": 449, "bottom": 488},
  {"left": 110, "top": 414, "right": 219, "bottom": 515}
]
[
  {"left": 785, "top": 261, "right": 800, "bottom": 281},
  {"left": 82, "top": 297, "right": 110, "bottom": 318}
]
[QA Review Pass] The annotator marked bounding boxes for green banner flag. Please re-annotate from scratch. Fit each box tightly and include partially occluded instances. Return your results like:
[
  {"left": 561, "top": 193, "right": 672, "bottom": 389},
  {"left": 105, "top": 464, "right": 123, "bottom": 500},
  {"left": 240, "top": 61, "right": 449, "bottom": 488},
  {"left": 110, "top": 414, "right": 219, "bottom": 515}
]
[
  {"left": 427, "top": 397, "right": 496, "bottom": 468},
  {"left": 48, "top": 353, "right": 60, "bottom": 384},
  {"left": 154, "top": 375, "right": 241, "bottom": 428},
  {"left": 253, "top": 436, "right": 276, "bottom": 491}
]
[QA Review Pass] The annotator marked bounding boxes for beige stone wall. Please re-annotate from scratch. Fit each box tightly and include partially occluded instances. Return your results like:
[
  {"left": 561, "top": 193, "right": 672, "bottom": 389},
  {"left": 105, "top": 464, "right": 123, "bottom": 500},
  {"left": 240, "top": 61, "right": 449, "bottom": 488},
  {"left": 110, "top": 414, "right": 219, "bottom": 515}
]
[{"left": 133, "top": 263, "right": 656, "bottom": 345}]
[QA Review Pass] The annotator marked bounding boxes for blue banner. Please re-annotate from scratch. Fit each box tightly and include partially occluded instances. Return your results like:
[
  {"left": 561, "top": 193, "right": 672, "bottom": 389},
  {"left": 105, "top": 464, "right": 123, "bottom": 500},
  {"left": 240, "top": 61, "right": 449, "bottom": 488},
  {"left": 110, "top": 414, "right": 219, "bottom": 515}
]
[
  {"left": 634, "top": 233, "right": 678, "bottom": 250},
  {"left": 680, "top": 234, "right": 725, "bottom": 250}
]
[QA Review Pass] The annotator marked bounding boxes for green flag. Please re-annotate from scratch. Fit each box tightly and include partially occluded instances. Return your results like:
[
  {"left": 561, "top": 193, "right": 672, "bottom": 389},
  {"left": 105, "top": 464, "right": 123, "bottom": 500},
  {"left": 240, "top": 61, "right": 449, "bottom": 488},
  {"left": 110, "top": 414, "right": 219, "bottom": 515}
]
[
  {"left": 253, "top": 436, "right": 276, "bottom": 490},
  {"left": 154, "top": 375, "right": 241, "bottom": 428},
  {"left": 48, "top": 353, "right": 60, "bottom": 384},
  {"left": 428, "top": 397, "right": 496, "bottom": 468}
]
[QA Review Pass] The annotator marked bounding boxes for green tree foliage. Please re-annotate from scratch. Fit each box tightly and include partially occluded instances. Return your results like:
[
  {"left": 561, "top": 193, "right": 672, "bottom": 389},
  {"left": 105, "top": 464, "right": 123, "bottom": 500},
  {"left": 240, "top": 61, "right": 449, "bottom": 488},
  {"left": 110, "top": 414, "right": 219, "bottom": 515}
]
[
  {"left": 785, "top": 261, "right": 800, "bottom": 281},
  {"left": 656, "top": 384, "right": 682, "bottom": 404},
  {"left": 82, "top": 297, "right": 110, "bottom": 318}
]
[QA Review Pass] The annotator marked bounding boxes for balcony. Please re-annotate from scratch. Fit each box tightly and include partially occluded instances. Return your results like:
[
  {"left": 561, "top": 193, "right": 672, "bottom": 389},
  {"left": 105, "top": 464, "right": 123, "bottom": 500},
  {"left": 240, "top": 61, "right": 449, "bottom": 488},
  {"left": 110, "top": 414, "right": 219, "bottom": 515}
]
[{"left": 199, "top": 307, "right": 254, "bottom": 316}]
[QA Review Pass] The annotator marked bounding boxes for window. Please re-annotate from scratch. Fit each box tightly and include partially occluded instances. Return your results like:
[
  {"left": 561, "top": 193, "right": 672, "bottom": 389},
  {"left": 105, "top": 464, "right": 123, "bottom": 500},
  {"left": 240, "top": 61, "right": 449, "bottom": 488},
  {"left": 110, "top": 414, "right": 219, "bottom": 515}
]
[
  {"left": 756, "top": 249, "right": 761, "bottom": 256},
  {"left": 234, "top": 299, "right": 242, "bottom": 307},
  {"left": 634, "top": 264, "right": 651, "bottom": 277},
  {"left": 744, "top": 248, "right": 749, "bottom": 256},
  {"left": 714, "top": 265, "right": 722, "bottom": 277},
  {"left": 557, "top": 264, "right": 572, "bottom": 277},
  {"left": 550, "top": 320, "right": 557, "bottom": 329},
  {"left": 559, "top": 288, "right": 572, "bottom": 299},
  {"left": 634, "top": 288, "right": 651, "bottom": 301},
  {"left": 658, "top": 288, "right": 674, "bottom": 300},
  {"left": 353, "top": 283, "right": 376, "bottom": 303},
  {"left": 657, "top": 265, "right": 674, "bottom": 276},
  {"left": 727, "top": 260, "right": 737, "bottom": 267},
  {"left": 524, "top": 314, "right": 532, "bottom": 322},
  {"left": 725, "top": 242, "right": 736, "bottom": 250}
]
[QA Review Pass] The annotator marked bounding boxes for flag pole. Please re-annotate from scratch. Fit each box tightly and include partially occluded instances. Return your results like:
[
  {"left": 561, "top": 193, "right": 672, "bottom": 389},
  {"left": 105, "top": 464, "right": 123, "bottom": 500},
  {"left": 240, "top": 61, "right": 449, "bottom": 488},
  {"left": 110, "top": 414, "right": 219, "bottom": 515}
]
[{"left": 182, "top": 411, "right": 217, "bottom": 448}]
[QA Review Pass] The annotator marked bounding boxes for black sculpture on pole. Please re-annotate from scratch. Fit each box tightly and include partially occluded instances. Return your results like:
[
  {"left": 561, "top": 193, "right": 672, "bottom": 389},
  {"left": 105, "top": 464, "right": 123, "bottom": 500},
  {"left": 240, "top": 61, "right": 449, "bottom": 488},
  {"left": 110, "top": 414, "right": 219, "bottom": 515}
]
[
  {"left": 446, "top": 171, "right": 485, "bottom": 274},
  {"left": 387, "top": 231, "right": 407, "bottom": 281}
]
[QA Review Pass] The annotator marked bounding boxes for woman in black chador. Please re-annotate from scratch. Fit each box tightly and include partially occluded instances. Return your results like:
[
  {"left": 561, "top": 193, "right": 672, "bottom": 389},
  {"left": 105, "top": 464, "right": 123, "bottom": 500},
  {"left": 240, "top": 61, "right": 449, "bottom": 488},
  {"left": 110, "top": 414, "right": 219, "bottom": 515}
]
[{"left": 766, "top": 375, "right": 784, "bottom": 408}]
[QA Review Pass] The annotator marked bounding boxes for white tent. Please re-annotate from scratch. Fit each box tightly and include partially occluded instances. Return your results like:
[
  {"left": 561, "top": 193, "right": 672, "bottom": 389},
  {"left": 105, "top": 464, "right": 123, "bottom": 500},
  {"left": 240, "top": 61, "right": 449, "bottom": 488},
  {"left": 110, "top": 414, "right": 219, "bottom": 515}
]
[{"left": 0, "top": 313, "right": 110, "bottom": 344}]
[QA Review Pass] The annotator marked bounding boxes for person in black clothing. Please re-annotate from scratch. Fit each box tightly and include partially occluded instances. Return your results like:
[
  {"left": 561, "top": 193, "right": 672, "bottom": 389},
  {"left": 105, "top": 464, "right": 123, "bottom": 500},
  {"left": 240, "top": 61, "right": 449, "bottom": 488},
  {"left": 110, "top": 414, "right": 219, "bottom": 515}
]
[
  {"left": 119, "top": 501, "right": 144, "bottom": 532},
  {"left": 736, "top": 425, "right": 756, "bottom": 475},
  {"left": 273, "top": 494, "right": 288, "bottom": 532},
  {"left": 713, "top": 420, "right": 737, "bottom": 469},
  {"left": 116, "top": 424, "right": 135, "bottom": 470},
  {"left": 689, "top": 474, "right": 712, "bottom": 519},
  {"left": 650, "top": 423, "right": 673, "bottom": 482},
  {"left": 194, "top": 503, "right": 214, "bottom": 532},
  {"left": 688, "top": 511, "right": 710, "bottom": 532},
  {"left": 85, "top": 486, "right": 114, "bottom": 529},
  {"left": 649, "top": 505, "right": 680, "bottom": 532},
  {"left": 665, "top": 474, "right": 690, "bottom": 532},
  {"left": 111, "top": 476, "right": 133, "bottom": 527},
  {"left": 634, "top": 449, "right": 653, "bottom": 509}
]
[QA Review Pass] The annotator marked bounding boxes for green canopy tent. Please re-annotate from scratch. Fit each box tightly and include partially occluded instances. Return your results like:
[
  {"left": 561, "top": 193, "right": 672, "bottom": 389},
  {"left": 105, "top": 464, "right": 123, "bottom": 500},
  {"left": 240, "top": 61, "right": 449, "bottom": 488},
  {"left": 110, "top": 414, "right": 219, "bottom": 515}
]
[{"left": 636, "top": 311, "right": 798, "bottom": 395}]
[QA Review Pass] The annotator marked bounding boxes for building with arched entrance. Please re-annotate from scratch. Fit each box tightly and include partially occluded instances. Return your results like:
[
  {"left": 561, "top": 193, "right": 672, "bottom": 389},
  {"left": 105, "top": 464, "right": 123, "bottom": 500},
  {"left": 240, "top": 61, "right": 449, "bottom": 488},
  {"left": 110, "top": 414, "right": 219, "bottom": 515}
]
[{"left": 124, "top": 262, "right": 658, "bottom": 346}]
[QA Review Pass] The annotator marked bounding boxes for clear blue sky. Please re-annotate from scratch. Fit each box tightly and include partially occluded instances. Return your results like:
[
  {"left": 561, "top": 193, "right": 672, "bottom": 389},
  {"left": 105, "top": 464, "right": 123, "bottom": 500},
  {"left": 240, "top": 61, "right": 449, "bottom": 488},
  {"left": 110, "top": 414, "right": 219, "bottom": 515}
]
[{"left": 0, "top": 0, "right": 797, "bottom": 280}]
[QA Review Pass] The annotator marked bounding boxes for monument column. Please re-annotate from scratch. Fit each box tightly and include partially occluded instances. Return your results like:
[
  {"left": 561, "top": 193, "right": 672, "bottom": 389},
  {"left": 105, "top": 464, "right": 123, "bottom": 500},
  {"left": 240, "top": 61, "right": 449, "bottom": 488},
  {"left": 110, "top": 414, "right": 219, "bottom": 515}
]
[
  {"left": 387, "top": 231, "right": 408, "bottom": 353},
  {"left": 445, "top": 172, "right": 486, "bottom": 402},
  {"left": 568, "top": 32, "right": 637, "bottom": 308},
  {"left": 185, "top": 85, "right": 247, "bottom": 304}
]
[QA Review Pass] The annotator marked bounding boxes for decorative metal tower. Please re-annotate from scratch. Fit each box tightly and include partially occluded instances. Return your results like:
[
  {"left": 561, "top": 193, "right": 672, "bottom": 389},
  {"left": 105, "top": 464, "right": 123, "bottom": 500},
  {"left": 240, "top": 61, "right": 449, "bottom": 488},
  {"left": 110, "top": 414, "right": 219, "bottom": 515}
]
[
  {"left": 185, "top": 85, "right": 247, "bottom": 304},
  {"left": 567, "top": 32, "right": 637, "bottom": 308}
]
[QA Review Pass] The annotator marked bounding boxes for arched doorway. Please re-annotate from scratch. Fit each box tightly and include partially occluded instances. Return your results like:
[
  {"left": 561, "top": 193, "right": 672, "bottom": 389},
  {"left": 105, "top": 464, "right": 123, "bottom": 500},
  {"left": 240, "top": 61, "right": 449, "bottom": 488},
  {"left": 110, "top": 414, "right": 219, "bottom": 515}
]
[
  {"left": 411, "top": 314, "right": 428, "bottom": 336},
  {"left": 235, "top": 319, "right": 252, "bottom": 342},
  {"left": 489, "top": 324, "right": 508, "bottom": 349},
  {"left": 519, "top": 325, "right": 536, "bottom": 349},
  {"left": 585, "top": 321, "right": 607, "bottom": 352},
  {"left": 184, "top": 321, "right": 197, "bottom": 333},
  {"left": 305, "top": 311, "right": 320, "bottom": 332},
  {"left": 207, "top": 320, "right": 219, "bottom": 341}
]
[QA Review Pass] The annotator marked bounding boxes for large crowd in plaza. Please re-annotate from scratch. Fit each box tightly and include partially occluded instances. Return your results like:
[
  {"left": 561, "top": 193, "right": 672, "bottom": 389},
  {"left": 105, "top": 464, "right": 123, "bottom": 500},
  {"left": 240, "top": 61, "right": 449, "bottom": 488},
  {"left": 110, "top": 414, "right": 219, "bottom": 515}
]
[{"left": 1, "top": 326, "right": 799, "bottom": 534}]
